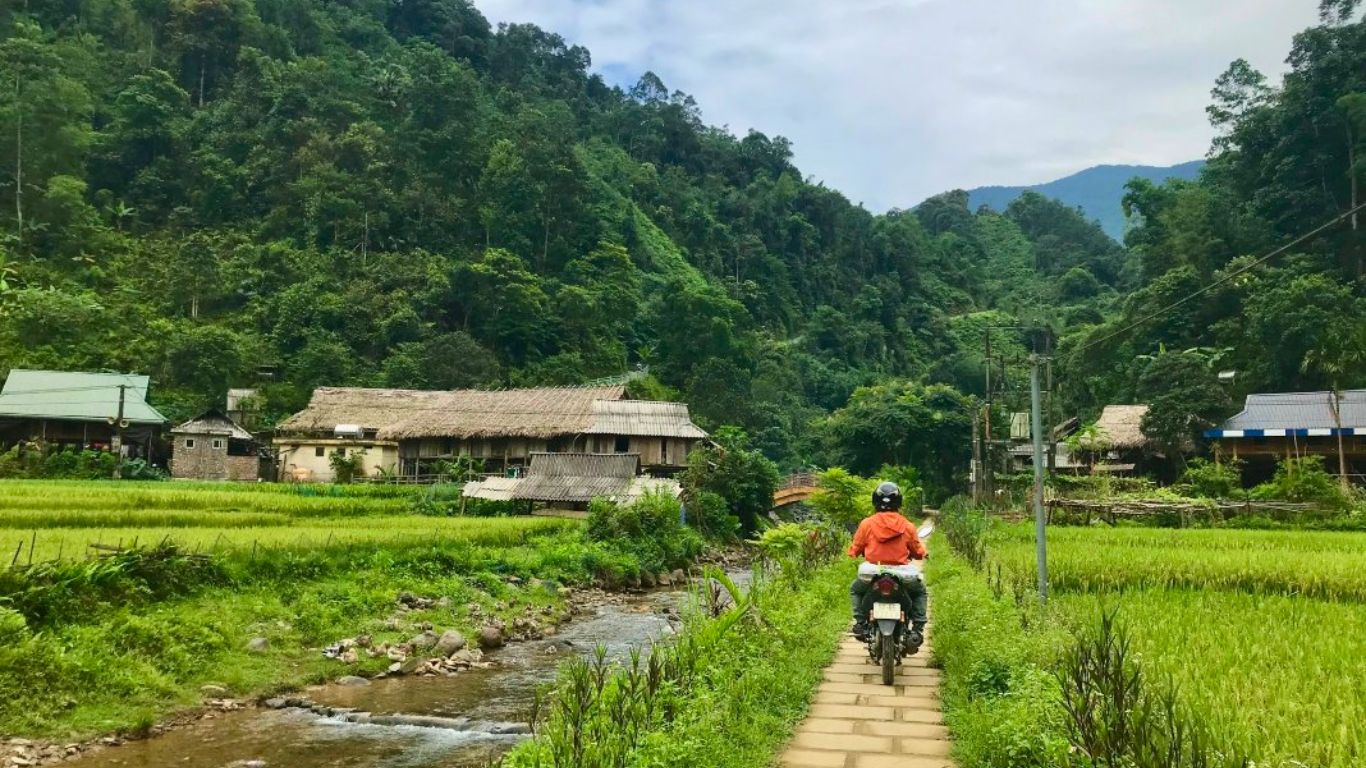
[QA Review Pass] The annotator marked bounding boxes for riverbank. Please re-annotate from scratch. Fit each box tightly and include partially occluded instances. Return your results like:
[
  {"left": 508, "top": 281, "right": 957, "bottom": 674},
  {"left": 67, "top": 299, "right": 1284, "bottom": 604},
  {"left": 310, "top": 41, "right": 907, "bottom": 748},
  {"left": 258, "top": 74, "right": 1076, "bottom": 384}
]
[{"left": 1, "top": 581, "right": 688, "bottom": 768}]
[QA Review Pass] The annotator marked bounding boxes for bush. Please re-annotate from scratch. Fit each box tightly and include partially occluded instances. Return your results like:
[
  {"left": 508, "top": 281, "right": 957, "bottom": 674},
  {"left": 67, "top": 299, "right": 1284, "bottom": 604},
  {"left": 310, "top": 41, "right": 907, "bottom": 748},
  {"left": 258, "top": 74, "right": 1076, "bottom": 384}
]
[
  {"left": 328, "top": 450, "right": 366, "bottom": 484},
  {"left": 808, "top": 467, "right": 873, "bottom": 528},
  {"left": 683, "top": 490, "right": 740, "bottom": 541},
  {"left": 585, "top": 491, "right": 703, "bottom": 575},
  {"left": 1178, "top": 458, "right": 1243, "bottom": 499},
  {"left": 1250, "top": 456, "right": 1349, "bottom": 508}
]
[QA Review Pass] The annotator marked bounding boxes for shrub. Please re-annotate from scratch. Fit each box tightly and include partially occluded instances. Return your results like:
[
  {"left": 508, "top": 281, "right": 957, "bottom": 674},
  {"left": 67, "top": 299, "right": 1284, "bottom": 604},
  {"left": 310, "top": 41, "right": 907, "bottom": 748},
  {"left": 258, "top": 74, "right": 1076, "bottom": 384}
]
[
  {"left": 1250, "top": 456, "right": 1349, "bottom": 508},
  {"left": 328, "top": 450, "right": 366, "bottom": 484},
  {"left": 683, "top": 490, "right": 739, "bottom": 541},
  {"left": 808, "top": 467, "right": 873, "bottom": 528},
  {"left": 1177, "top": 458, "right": 1243, "bottom": 499},
  {"left": 585, "top": 491, "right": 703, "bottom": 575}
]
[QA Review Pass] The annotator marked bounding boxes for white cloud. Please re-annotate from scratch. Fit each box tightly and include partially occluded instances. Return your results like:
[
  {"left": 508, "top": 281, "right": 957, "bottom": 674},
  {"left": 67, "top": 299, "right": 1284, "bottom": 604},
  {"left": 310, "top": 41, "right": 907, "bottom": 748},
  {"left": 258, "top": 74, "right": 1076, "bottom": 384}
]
[{"left": 476, "top": 0, "right": 1320, "bottom": 210}]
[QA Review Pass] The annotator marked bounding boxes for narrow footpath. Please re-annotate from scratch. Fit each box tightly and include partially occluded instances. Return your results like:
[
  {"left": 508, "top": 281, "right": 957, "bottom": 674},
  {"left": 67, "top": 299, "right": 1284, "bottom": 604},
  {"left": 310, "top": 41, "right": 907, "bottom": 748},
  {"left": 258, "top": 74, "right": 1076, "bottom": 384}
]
[{"left": 780, "top": 632, "right": 951, "bottom": 768}]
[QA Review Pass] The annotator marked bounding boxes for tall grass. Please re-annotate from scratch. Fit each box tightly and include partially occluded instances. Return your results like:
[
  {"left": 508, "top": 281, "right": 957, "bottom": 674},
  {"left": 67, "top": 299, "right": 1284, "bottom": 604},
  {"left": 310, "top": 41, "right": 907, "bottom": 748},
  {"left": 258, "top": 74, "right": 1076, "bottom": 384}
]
[{"left": 993, "top": 526, "right": 1366, "bottom": 602}]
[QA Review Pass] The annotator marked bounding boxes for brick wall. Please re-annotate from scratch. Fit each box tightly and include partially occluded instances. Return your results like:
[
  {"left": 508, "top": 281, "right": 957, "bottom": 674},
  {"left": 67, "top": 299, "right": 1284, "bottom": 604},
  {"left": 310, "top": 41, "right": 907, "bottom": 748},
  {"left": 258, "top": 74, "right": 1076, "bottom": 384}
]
[{"left": 171, "top": 434, "right": 259, "bottom": 481}]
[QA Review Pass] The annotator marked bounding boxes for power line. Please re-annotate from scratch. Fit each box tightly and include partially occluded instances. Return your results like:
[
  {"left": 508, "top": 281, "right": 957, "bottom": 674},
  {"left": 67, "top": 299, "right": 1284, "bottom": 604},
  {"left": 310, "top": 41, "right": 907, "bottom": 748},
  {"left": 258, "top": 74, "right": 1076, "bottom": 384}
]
[{"left": 1075, "top": 200, "right": 1366, "bottom": 357}]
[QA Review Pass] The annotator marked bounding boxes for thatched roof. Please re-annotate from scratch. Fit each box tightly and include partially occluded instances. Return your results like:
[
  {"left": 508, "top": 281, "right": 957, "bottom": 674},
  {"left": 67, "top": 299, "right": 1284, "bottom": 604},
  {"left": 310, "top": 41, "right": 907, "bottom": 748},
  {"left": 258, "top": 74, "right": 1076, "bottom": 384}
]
[
  {"left": 585, "top": 400, "right": 707, "bottom": 439},
  {"left": 1089, "top": 405, "right": 1150, "bottom": 450},
  {"left": 380, "top": 385, "right": 625, "bottom": 440},
  {"left": 172, "top": 409, "right": 253, "bottom": 440},
  {"left": 275, "top": 387, "right": 451, "bottom": 434},
  {"left": 513, "top": 452, "right": 639, "bottom": 503},
  {"left": 277, "top": 385, "right": 626, "bottom": 439}
]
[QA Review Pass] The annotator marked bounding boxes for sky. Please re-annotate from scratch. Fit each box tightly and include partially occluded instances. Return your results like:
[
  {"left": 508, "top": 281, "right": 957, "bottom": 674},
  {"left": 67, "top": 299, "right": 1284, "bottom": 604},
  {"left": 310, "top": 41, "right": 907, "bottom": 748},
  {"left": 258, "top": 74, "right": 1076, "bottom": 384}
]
[{"left": 476, "top": 0, "right": 1321, "bottom": 211}]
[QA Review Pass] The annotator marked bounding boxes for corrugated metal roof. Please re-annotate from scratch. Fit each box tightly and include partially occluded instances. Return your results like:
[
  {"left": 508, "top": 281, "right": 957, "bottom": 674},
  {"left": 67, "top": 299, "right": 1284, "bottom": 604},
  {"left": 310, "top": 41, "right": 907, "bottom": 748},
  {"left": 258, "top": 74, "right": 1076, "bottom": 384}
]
[
  {"left": 512, "top": 452, "right": 639, "bottom": 503},
  {"left": 583, "top": 400, "right": 708, "bottom": 438},
  {"left": 171, "top": 409, "right": 253, "bottom": 439},
  {"left": 1217, "top": 390, "right": 1366, "bottom": 431},
  {"left": 462, "top": 476, "right": 521, "bottom": 501},
  {"left": 0, "top": 369, "right": 167, "bottom": 424}
]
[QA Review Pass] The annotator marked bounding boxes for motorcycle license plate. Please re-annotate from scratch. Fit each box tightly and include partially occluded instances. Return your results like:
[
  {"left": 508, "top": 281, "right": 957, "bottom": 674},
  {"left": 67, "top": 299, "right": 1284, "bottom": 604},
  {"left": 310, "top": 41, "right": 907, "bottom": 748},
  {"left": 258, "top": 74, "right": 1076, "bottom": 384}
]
[{"left": 871, "top": 602, "right": 901, "bottom": 620}]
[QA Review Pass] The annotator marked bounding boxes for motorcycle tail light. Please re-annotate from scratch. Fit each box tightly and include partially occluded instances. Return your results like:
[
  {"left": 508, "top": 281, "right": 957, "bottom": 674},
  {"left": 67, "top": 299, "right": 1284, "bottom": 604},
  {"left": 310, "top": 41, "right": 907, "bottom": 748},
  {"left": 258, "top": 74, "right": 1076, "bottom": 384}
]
[{"left": 875, "top": 577, "right": 896, "bottom": 595}]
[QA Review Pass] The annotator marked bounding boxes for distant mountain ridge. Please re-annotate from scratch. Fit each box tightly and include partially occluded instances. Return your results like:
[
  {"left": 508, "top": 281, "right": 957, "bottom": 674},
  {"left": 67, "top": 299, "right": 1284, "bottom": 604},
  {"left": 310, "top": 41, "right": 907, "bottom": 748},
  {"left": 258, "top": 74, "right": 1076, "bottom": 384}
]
[{"left": 965, "top": 160, "right": 1205, "bottom": 240}]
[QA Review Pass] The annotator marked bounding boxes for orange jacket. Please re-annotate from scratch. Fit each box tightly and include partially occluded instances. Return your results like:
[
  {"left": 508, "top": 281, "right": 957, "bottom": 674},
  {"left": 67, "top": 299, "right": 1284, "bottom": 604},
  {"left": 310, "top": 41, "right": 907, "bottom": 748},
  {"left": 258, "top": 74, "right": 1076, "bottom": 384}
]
[{"left": 848, "top": 511, "right": 926, "bottom": 565}]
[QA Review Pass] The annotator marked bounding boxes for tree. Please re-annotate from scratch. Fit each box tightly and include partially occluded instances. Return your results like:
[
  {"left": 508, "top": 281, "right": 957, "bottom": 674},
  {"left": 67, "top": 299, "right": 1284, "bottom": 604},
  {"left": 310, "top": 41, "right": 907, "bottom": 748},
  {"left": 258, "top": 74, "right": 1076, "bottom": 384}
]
[
  {"left": 679, "top": 428, "right": 779, "bottom": 534},
  {"left": 1137, "top": 352, "right": 1229, "bottom": 465},
  {"left": 0, "top": 22, "right": 93, "bottom": 249}
]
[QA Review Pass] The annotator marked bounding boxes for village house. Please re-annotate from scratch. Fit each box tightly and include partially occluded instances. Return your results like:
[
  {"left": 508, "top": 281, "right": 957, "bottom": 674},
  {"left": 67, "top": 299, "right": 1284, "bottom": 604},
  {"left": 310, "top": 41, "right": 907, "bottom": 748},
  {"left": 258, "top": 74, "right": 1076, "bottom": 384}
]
[
  {"left": 169, "top": 409, "right": 261, "bottom": 481},
  {"left": 0, "top": 369, "right": 167, "bottom": 460},
  {"left": 272, "top": 384, "right": 707, "bottom": 482},
  {"left": 1076, "top": 404, "right": 1151, "bottom": 475},
  {"left": 1206, "top": 389, "right": 1365, "bottom": 483}
]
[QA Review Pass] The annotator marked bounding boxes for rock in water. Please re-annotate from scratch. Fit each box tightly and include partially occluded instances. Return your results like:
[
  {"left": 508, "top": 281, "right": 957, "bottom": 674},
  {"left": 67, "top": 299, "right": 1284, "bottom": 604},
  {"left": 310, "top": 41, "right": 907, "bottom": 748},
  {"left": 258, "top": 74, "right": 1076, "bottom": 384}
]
[
  {"left": 671, "top": 569, "right": 686, "bottom": 584},
  {"left": 335, "top": 676, "right": 371, "bottom": 687},
  {"left": 656, "top": 571, "right": 672, "bottom": 587},
  {"left": 434, "top": 629, "right": 466, "bottom": 657},
  {"left": 246, "top": 637, "right": 270, "bottom": 653},
  {"left": 477, "top": 625, "right": 504, "bottom": 650}
]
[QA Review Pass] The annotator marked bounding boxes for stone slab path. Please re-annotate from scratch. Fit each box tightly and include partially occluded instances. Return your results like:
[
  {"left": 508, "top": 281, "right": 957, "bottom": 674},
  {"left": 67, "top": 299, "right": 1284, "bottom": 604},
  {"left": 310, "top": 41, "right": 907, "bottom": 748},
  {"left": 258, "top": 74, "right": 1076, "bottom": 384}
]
[{"left": 780, "top": 633, "right": 951, "bottom": 768}]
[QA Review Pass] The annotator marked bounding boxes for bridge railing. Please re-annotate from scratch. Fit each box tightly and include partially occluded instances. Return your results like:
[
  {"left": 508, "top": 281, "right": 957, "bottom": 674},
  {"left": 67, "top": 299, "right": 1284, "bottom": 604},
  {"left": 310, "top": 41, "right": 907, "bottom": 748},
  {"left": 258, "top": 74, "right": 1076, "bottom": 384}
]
[{"left": 779, "top": 472, "right": 819, "bottom": 490}]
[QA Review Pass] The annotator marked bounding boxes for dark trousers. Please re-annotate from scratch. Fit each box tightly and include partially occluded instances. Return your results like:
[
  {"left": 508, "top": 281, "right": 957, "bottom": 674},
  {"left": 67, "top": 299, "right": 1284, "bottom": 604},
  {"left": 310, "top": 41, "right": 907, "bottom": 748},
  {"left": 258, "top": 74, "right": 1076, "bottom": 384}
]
[{"left": 850, "top": 575, "right": 927, "bottom": 630}]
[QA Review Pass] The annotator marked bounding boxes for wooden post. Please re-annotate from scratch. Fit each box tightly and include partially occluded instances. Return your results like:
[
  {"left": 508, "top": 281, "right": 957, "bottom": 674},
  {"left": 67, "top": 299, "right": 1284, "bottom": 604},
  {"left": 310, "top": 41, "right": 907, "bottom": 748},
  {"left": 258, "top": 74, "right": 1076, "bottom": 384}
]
[{"left": 1331, "top": 391, "right": 1349, "bottom": 492}]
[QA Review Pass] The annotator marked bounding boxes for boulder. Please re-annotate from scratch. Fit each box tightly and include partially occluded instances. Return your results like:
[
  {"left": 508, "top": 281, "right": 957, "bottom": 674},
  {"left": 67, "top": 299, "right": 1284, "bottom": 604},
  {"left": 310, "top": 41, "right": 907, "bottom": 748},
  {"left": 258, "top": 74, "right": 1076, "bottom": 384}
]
[
  {"left": 477, "top": 625, "right": 504, "bottom": 650},
  {"left": 671, "top": 569, "right": 686, "bottom": 584},
  {"left": 246, "top": 637, "right": 270, "bottom": 653},
  {"left": 263, "top": 698, "right": 287, "bottom": 709},
  {"left": 409, "top": 630, "right": 439, "bottom": 651},
  {"left": 200, "top": 684, "right": 230, "bottom": 698},
  {"left": 656, "top": 571, "right": 671, "bottom": 587},
  {"left": 640, "top": 571, "right": 657, "bottom": 588},
  {"left": 335, "top": 676, "right": 371, "bottom": 687},
  {"left": 433, "top": 629, "right": 466, "bottom": 657}
]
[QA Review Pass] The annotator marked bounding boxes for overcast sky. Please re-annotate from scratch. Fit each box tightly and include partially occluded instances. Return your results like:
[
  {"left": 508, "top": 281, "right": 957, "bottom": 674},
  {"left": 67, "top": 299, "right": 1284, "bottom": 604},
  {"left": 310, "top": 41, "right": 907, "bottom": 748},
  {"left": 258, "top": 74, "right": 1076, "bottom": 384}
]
[{"left": 476, "top": 0, "right": 1321, "bottom": 211}]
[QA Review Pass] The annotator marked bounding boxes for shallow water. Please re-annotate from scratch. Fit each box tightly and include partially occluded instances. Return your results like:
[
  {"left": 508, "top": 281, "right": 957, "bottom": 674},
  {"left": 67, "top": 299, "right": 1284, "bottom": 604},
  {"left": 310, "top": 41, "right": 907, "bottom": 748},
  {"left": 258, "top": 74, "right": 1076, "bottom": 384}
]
[{"left": 73, "top": 591, "right": 686, "bottom": 768}]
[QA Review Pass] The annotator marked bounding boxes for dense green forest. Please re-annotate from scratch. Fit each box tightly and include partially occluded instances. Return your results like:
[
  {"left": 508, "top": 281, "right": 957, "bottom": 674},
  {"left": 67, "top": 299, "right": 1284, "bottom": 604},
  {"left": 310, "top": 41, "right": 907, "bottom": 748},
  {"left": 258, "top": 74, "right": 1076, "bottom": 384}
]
[{"left": 1, "top": 0, "right": 1363, "bottom": 488}]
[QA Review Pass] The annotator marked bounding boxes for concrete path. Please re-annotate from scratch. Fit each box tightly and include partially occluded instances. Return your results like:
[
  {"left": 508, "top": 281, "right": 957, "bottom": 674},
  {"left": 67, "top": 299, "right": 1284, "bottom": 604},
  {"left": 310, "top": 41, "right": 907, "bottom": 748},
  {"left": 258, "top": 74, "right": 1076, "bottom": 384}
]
[{"left": 780, "top": 632, "right": 951, "bottom": 768}]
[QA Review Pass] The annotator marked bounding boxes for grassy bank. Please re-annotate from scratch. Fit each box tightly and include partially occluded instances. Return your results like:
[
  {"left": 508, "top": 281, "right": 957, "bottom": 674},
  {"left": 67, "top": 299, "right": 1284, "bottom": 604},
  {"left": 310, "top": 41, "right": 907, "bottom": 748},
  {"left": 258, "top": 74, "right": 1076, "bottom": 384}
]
[
  {"left": 502, "top": 561, "right": 852, "bottom": 768},
  {"left": 932, "top": 501, "right": 1366, "bottom": 768},
  {"left": 0, "top": 480, "right": 703, "bottom": 739}
]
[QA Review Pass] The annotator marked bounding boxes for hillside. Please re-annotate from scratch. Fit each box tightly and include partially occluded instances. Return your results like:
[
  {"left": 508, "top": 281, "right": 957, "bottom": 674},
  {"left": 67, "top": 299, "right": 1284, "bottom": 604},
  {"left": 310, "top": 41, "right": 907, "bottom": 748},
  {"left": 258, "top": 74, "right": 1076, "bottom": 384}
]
[
  {"left": 0, "top": 1, "right": 1363, "bottom": 481},
  {"left": 966, "top": 160, "right": 1205, "bottom": 239}
]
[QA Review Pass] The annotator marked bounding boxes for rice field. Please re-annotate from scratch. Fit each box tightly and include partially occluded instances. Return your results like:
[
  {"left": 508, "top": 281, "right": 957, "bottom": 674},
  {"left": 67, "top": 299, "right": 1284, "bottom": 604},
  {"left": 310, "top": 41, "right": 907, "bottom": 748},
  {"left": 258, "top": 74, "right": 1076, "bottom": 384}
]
[
  {"left": 995, "top": 524, "right": 1366, "bottom": 768},
  {"left": 0, "top": 480, "right": 571, "bottom": 563}
]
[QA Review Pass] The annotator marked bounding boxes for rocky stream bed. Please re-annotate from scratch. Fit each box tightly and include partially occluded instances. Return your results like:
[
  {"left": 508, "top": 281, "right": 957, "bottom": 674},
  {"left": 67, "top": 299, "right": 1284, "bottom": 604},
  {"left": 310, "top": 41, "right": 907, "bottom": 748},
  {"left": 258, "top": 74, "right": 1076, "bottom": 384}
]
[{"left": 3, "top": 572, "right": 706, "bottom": 768}]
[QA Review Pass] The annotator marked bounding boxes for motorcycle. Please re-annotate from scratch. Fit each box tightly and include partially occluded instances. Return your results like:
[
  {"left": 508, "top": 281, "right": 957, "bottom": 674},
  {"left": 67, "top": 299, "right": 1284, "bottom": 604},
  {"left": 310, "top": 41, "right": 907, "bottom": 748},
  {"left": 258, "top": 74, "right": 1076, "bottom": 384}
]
[{"left": 859, "top": 519, "right": 934, "bottom": 685}]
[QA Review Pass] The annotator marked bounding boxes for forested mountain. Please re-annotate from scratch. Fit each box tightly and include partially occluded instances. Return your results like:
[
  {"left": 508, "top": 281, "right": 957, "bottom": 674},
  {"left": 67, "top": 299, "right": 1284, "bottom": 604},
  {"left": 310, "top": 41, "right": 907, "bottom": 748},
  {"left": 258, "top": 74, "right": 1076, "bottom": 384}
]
[
  {"left": 1, "top": 0, "right": 1363, "bottom": 489},
  {"left": 966, "top": 161, "right": 1205, "bottom": 240}
]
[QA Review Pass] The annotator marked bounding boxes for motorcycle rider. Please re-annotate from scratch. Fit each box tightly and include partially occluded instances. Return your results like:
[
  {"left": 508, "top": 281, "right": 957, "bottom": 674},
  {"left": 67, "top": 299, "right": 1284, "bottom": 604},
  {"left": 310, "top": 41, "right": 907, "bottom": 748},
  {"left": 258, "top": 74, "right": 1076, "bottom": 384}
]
[{"left": 848, "top": 481, "right": 927, "bottom": 645}]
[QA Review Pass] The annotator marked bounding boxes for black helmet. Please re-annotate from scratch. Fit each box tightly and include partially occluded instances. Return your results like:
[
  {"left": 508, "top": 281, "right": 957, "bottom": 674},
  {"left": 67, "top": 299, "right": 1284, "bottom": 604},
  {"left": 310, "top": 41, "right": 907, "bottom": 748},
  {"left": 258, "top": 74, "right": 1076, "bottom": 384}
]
[{"left": 872, "top": 481, "right": 902, "bottom": 512}]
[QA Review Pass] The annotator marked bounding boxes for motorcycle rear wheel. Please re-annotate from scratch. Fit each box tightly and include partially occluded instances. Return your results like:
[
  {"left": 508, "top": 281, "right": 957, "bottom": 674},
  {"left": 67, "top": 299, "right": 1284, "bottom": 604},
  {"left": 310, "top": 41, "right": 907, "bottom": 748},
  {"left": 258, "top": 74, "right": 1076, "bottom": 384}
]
[{"left": 880, "top": 633, "right": 896, "bottom": 685}]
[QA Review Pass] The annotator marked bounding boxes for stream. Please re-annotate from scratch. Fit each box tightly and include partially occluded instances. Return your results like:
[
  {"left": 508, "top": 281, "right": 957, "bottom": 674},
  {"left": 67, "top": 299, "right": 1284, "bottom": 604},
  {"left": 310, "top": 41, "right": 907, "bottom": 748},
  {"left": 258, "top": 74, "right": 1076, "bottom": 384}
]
[{"left": 69, "top": 587, "right": 696, "bottom": 768}]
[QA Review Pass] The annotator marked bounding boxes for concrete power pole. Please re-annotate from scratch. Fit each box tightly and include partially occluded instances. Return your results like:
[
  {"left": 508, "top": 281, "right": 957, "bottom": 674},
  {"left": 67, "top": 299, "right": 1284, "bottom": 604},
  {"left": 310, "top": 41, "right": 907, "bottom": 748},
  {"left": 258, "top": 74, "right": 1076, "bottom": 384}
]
[
  {"left": 112, "top": 384, "right": 127, "bottom": 480},
  {"left": 1029, "top": 355, "right": 1048, "bottom": 604}
]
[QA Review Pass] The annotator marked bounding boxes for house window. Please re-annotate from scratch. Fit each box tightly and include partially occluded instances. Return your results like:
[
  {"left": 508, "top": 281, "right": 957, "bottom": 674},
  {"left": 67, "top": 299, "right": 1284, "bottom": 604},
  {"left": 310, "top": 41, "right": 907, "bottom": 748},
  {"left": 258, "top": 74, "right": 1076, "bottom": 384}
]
[
  {"left": 614, "top": 436, "right": 630, "bottom": 453},
  {"left": 184, "top": 438, "right": 196, "bottom": 449},
  {"left": 212, "top": 439, "right": 223, "bottom": 450},
  {"left": 336, "top": 447, "right": 347, "bottom": 457},
  {"left": 315, "top": 446, "right": 326, "bottom": 458}
]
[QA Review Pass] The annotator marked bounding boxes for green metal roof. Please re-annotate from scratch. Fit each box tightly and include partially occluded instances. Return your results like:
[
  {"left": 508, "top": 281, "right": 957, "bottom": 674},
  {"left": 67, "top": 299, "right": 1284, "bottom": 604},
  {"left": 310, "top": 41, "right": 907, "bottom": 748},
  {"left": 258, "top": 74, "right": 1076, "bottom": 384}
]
[{"left": 0, "top": 369, "right": 168, "bottom": 424}]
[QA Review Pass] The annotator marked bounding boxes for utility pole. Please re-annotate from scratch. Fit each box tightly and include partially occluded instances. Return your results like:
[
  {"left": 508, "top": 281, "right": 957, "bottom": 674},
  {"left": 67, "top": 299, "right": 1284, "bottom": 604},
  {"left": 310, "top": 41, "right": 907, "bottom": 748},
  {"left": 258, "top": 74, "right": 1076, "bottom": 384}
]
[
  {"left": 1331, "top": 390, "right": 1349, "bottom": 492},
  {"left": 1045, "top": 356, "right": 1057, "bottom": 473},
  {"left": 1029, "top": 354, "right": 1048, "bottom": 604},
  {"left": 971, "top": 409, "right": 982, "bottom": 502},
  {"left": 983, "top": 332, "right": 993, "bottom": 502},
  {"left": 112, "top": 384, "right": 127, "bottom": 480}
]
